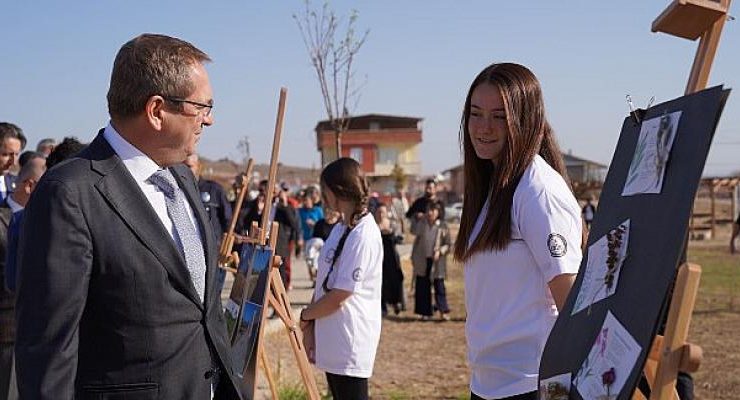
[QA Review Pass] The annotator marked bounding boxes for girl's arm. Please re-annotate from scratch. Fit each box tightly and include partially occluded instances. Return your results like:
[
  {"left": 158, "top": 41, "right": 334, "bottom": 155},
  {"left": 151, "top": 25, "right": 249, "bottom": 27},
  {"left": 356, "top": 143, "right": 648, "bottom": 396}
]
[
  {"left": 300, "top": 289, "right": 353, "bottom": 321},
  {"left": 438, "top": 225, "right": 452, "bottom": 255},
  {"left": 548, "top": 273, "right": 576, "bottom": 312}
]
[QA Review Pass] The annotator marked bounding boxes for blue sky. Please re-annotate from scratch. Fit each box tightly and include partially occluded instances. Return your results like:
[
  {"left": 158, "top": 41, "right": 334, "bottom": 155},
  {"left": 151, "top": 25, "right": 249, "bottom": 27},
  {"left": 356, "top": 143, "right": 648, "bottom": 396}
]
[{"left": 1, "top": 1, "right": 738, "bottom": 176}]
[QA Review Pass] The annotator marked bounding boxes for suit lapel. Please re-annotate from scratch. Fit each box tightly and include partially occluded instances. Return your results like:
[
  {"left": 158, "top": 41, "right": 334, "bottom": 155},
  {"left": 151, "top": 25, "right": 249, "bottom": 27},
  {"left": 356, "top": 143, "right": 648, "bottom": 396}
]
[{"left": 88, "top": 134, "right": 204, "bottom": 310}]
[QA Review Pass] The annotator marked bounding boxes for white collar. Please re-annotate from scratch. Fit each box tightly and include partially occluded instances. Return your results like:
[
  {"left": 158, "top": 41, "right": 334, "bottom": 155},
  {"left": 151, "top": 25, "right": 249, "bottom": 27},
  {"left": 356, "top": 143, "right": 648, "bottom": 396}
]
[
  {"left": 6, "top": 195, "right": 24, "bottom": 213},
  {"left": 103, "top": 122, "right": 162, "bottom": 183}
]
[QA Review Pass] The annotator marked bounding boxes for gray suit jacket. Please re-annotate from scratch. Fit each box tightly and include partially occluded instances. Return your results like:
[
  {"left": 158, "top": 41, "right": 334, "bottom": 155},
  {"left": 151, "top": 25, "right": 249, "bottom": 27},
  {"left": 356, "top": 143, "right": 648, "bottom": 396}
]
[{"left": 15, "top": 132, "right": 244, "bottom": 399}]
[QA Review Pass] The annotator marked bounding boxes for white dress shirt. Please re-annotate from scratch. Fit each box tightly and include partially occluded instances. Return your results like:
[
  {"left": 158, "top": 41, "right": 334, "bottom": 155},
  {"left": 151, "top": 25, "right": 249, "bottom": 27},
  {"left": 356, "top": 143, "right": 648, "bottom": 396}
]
[
  {"left": 0, "top": 174, "right": 7, "bottom": 201},
  {"left": 102, "top": 123, "right": 201, "bottom": 245}
]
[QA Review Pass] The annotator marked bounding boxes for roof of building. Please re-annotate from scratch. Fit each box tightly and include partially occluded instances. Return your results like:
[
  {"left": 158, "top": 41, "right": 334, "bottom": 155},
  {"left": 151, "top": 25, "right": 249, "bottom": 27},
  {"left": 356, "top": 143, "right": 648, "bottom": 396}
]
[
  {"left": 315, "top": 113, "right": 423, "bottom": 131},
  {"left": 562, "top": 152, "right": 608, "bottom": 168}
]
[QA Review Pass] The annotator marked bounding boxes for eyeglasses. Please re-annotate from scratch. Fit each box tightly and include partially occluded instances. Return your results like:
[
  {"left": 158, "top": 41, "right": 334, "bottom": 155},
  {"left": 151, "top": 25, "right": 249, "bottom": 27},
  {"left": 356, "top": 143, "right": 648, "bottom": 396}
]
[{"left": 165, "top": 97, "right": 214, "bottom": 117}]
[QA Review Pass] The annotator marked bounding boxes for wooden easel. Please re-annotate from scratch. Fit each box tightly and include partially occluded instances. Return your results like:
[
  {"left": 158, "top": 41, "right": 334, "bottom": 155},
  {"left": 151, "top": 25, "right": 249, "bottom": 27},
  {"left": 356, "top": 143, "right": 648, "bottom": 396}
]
[
  {"left": 223, "top": 88, "right": 320, "bottom": 399},
  {"left": 635, "top": 1, "right": 732, "bottom": 398},
  {"left": 218, "top": 158, "right": 255, "bottom": 273}
]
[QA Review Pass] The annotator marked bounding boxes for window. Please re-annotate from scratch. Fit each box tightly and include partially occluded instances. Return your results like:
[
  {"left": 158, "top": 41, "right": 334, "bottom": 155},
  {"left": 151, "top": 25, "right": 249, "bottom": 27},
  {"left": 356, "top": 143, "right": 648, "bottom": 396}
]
[
  {"left": 369, "top": 121, "right": 381, "bottom": 131},
  {"left": 349, "top": 147, "right": 363, "bottom": 164},
  {"left": 377, "top": 147, "right": 399, "bottom": 164}
]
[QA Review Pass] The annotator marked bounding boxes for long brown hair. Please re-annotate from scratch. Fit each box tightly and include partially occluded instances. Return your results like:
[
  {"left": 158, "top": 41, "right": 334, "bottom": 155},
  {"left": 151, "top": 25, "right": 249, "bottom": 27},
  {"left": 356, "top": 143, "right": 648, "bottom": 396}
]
[{"left": 453, "top": 63, "right": 570, "bottom": 262}]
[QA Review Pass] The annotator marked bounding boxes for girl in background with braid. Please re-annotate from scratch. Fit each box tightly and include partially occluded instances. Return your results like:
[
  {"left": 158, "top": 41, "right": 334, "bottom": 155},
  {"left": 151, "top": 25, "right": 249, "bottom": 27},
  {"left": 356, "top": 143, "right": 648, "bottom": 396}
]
[{"left": 299, "top": 157, "right": 383, "bottom": 400}]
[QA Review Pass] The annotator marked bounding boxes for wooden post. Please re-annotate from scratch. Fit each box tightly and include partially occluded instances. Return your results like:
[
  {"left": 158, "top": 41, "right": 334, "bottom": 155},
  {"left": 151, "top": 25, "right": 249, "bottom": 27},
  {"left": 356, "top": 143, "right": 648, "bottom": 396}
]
[
  {"left": 732, "top": 183, "right": 738, "bottom": 223},
  {"left": 684, "top": 0, "right": 732, "bottom": 94},
  {"left": 260, "top": 88, "right": 288, "bottom": 245},
  {"left": 710, "top": 182, "right": 716, "bottom": 238}
]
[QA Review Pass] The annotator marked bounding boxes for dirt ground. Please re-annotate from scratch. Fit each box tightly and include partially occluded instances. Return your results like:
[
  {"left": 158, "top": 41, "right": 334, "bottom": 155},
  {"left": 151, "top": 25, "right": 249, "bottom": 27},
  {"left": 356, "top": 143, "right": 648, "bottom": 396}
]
[{"left": 262, "top": 225, "right": 740, "bottom": 399}]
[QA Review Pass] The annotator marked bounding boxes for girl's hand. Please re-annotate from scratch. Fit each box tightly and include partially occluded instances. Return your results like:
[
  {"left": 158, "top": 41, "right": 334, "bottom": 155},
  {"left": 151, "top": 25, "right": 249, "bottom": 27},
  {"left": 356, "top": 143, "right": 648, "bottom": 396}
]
[{"left": 301, "top": 322, "right": 316, "bottom": 363}]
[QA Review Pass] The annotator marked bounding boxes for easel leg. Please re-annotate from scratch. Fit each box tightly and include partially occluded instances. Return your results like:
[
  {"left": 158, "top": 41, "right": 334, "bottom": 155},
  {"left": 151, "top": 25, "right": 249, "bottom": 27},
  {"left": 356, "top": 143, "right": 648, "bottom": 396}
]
[
  {"left": 268, "top": 269, "right": 321, "bottom": 400},
  {"left": 260, "top": 350, "right": 279, "bottom": 399},
  {"left": 650, "top": 263, "right": 701, "bottom": 400}
]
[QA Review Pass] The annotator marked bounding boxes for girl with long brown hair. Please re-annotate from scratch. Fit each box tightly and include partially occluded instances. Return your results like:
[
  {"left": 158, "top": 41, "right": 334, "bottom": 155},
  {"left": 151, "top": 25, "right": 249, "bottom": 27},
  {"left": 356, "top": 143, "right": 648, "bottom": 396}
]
[
  {"left": 456, "top": 63, "right": 583, "bottom": 400},
  {"left": 299, "top": 157, "right": 383, "bottom": 400}
]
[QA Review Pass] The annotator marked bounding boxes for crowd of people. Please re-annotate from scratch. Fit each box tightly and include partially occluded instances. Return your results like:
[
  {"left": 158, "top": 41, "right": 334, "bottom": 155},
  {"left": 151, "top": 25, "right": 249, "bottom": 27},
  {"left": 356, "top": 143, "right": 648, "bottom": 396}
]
[{"left": 0, "top": 32, "right": 714, "bottom": 400}]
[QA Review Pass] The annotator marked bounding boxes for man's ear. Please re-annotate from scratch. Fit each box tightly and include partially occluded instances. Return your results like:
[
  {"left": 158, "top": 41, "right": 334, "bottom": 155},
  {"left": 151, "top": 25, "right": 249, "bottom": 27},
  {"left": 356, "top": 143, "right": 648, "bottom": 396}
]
[
  {"left": 145, "top": 95, "right": 167, "bottom": 131},
  {"left": 24, "top": 178, "right": 36, "bottom": 195}
]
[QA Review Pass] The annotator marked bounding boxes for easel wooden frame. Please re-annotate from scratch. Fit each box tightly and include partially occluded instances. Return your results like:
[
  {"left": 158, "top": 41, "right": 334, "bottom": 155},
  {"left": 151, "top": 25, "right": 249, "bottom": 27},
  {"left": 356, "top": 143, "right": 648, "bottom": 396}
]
[
  {"left": 636, "top": 1, "right": 732, "bottom": 398},
  {"left": 226, "top": 88, "right": 320, "bottom": 399},
  {"left": 219, "top": 158, "right": 255, "bottom": 273}
]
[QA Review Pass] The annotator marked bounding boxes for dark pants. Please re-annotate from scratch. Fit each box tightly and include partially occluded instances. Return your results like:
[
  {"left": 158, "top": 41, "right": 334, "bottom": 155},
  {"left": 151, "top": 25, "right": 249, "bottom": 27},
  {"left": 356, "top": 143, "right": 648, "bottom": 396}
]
[
  {"left": 0, "top": 343, "right": 18, "bottom": 400},
  {"left": 471, "top": 390, "right": 536, "bottom": 400},
  {"left": 414, "top": 259, "right": 434, "bottom": 316},
  {"left": 433, "top": 278, "right": 450, "bottom": 313},
  {"left": 326, "top": 372, "right": 368, "bottom": 400}
]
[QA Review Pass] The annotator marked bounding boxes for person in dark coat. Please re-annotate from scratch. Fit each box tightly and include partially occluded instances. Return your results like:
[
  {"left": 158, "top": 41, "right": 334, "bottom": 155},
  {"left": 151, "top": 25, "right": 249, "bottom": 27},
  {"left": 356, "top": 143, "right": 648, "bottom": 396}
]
[
  {"left": 13, "top": 34, "right": 244, "bottom": 399},
  {"left": 406, "top": 178, "right": 445, "bottom": 222},
  {"left": 185, "top": 153, "right": 233, "bottom": 296},
  {"left": 237, "top": 180, "right": 299, "bottom": 289},
  {"left": 374, "top": 203, "right": 405, "bottom": 316}
]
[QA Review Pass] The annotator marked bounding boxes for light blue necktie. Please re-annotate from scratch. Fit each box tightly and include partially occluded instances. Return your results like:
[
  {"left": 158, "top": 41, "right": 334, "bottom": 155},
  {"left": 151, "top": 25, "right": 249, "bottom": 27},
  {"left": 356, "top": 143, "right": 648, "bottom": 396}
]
[{"left": 148, "top": 169, "right": 206, "bottom": 302}]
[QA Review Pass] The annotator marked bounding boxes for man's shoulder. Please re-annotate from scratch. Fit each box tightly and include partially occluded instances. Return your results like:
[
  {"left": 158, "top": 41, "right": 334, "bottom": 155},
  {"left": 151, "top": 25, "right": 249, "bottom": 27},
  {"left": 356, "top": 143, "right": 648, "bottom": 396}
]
[
  {"left": 43, "top": 156, "right": 96, "bottom": 186},
  {"left": 198, "top": 179, "right": 225, "bottom": 193}
]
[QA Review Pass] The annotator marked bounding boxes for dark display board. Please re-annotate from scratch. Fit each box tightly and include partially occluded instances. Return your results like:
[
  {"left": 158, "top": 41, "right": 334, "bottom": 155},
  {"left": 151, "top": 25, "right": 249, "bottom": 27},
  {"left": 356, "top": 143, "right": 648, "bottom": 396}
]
[{"left": 539, "top": 86, "right": 730, "bottom": 400}]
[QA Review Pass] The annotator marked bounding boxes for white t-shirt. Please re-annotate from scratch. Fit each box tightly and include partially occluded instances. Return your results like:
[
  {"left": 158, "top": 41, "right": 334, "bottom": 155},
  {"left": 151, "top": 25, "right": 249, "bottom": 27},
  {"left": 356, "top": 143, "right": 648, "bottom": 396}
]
[
  {"left": 464, "top": 155, "right": 583, "bottom": 399},
  {"left": 314, "top": 213, "right": 383, "bottom": 378}
]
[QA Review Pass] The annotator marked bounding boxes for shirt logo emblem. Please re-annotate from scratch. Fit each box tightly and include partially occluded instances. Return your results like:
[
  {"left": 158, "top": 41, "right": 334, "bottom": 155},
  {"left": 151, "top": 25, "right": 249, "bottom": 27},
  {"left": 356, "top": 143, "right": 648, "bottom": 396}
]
[
  {"left": 324, "top": 248, "right": 335, "bottom": 264},
  {"left": 352, "top": 268, "right": 362, "bottom": 282},
  {"left": 547, "top": 233, "right": 567, "bottom": 257}
]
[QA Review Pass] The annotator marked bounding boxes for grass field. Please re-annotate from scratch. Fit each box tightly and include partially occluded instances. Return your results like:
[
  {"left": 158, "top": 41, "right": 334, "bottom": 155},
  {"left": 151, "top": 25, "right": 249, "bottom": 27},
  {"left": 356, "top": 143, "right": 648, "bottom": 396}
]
[{"left": 262, "top": 226, "right": 740, "bottom": 399}]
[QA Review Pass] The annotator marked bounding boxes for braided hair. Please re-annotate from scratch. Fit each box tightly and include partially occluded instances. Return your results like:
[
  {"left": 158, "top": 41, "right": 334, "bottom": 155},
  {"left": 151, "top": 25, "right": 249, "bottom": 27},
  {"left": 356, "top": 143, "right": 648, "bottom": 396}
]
[{"left": 319, "top": 157, "right": 370, "bottom": 292}]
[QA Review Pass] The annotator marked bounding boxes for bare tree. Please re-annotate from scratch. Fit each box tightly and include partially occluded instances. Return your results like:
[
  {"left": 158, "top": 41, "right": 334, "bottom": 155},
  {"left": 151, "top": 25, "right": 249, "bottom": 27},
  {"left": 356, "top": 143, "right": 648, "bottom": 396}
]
[{"left": 294, "top": 0, "right": 368, "bottom": 162}]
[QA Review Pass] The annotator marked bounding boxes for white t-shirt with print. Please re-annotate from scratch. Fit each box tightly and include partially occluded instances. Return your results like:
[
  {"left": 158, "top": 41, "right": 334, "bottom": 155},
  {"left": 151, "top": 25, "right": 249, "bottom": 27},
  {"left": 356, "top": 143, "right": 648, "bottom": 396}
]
[
  {"left": 464, "top": 155, "right": 583, "bottom": 399},
  {"left": 314, "top": 213, "right": 383, "bottom": 378}
]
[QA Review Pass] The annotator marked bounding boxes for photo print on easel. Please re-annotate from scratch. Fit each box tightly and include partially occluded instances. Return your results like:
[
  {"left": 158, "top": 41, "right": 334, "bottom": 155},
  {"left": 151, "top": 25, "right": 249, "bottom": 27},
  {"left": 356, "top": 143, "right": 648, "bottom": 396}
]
[
  {"left": 225, "top": 244, "right": 273, "bottom": 377},
  {"left": 622, "top": 111, "right": 681, "bottom": 196},
  {"left": 572, "top": 220, "right": 631, "bottom": 315},
  {"left": 538, "top": 373, "right": 571, "bottom": 400}
]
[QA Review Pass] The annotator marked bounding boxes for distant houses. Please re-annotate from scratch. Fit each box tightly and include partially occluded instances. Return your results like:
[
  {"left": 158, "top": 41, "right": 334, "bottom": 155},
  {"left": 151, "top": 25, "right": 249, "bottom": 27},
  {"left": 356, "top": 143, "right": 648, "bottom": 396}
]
[
  {"left": 315, "top": 114, "right": 423, "bottom": 194},
  {"left": 443, "top": 152, "right": 608, "bottom": 202},
  {"left": 312, "top": 113, "right": 612, "bottom": 202}
]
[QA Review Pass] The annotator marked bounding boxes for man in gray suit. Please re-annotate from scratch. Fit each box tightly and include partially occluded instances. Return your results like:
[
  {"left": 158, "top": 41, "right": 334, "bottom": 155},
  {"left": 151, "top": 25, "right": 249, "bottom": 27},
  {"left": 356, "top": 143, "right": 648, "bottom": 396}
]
[{"left": 15, "top": 34, "right": 244, "bottom": 399}]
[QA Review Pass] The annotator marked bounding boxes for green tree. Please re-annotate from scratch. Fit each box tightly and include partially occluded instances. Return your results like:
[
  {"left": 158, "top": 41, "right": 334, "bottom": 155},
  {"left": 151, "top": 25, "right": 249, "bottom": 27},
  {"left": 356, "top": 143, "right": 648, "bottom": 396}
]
[{"left": 391, "top": 163, "right": 407, "bottom": 192}]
